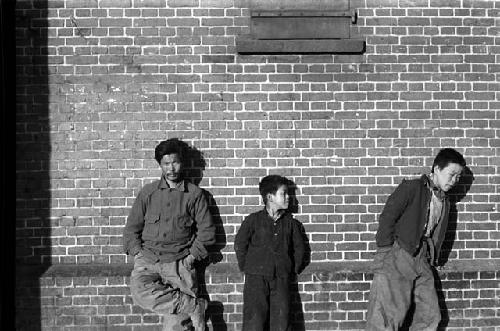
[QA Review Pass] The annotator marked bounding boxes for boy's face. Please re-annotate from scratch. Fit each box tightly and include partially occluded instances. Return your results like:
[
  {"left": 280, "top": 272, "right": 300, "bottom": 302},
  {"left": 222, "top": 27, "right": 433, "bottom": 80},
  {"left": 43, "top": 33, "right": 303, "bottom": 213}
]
[
  {"left": 160, "top": 153, "right": 183, "bottom": 183},
  {"left": 268, "top": 185, "right": 289, "bottom": 210},
  {"left": 432, "top": 162, "right": 463, "bottom": 192}
]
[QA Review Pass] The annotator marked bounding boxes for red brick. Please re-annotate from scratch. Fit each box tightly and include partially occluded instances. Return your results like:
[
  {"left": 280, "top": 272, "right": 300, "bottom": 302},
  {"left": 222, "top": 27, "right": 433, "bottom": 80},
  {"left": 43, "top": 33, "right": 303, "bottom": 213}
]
[
  {"left": 101, "top": 0, "right": 132, "bottom": 7},
  {"left": 65, "top": 0, "right": 98, "bottom": 7}
]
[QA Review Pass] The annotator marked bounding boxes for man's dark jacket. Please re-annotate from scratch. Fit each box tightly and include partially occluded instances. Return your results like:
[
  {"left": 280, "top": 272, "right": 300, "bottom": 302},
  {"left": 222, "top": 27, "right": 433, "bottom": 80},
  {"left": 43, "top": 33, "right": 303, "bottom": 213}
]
[
  {"left": 123, "top": 175, "right": 215, "bottom": 263},
  {"left": 376, "top": 175, "right": 450, "bottom": 266},
  {"left": 234, "top": 209, "right": 306, "bottom": 277}
]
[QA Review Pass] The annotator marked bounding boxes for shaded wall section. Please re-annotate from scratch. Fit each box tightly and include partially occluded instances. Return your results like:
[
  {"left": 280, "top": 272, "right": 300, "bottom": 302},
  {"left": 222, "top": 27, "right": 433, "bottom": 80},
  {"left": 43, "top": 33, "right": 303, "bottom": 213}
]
[
  {"left": 3, "top": 0, "right": 17, "bottom": 328},
  {"left": 16, "top": 0, "right": 51, "bottom": 330}
]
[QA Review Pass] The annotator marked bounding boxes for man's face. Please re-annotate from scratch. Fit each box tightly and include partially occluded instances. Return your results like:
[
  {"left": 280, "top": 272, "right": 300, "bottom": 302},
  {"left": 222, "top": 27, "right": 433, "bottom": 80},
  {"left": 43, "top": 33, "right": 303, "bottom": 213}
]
[
  {"left": 160, "top": 153, "right": 182, "bottom": 183},
  {"left": 268, "top": 185, "right": 289, "bottom": 210},
  {"left": 433, "top": 162, "right": 463, "bottom": 192}
]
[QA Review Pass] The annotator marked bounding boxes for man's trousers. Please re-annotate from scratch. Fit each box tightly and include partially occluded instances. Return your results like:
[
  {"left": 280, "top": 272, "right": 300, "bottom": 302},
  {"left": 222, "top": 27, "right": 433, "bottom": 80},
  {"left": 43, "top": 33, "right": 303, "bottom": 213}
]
[
  {"left": 130, "top": 254, "right": 199, "bottom": 330},
  {"left": 242, "top": 273, "right": 291, "bottom": 331},
  {"left": 365, "top": 241, "right": 441, "bottom": 331}
]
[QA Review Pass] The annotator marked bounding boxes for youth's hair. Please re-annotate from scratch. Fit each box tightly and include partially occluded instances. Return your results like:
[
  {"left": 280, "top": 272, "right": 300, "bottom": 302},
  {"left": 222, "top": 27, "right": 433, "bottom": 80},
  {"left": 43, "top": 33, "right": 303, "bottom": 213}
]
[
  {"left": 154, "top": 138, "right": 185, "bottom": 164},
  {"left": 259, "top": 175, "right": 289, "bottom": 205},
  {"left": 431, "top": 148, "right": 466, "bottom": 173}
]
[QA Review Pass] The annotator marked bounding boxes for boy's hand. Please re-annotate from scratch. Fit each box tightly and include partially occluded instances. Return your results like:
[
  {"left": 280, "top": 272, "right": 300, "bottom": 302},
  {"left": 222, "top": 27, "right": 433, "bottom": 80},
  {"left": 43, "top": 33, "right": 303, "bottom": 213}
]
[
  {"left": 376, "top": 245, "right": 392, "bottom": 254},
  {"left": 371, "top": 246, "right": 392, "bottom": 272}
]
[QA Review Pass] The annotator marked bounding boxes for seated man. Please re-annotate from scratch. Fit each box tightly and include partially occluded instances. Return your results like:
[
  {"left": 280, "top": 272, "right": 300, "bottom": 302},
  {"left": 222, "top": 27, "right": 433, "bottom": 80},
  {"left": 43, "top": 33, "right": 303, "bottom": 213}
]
[{"left": 123, "top": 138, "right": 215, "bottom": 331}]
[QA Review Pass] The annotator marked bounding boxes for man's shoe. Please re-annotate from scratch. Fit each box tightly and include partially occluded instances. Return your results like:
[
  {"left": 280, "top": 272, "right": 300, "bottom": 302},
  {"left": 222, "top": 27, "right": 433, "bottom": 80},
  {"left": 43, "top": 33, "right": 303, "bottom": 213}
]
[
  {"left": 190, "top": 298, "right": 208, "bottom": 331},
  {"left": 180, "top": 318, "right": 193, "bottom": 331}
]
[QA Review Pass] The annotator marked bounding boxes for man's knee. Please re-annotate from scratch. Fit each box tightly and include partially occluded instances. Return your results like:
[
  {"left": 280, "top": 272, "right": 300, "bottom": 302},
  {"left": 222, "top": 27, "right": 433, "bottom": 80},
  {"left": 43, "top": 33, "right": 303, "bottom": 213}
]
[
  {"left": 130, "top": 272, "right": 181, "bottom": 314},
  {"left": 163, "top": 313, "right": 191, "bottom": 331}
]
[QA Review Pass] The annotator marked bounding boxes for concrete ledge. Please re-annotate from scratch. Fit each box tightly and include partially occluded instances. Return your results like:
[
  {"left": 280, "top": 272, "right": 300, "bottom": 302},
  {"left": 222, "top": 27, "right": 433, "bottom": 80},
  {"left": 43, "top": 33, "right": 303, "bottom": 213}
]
[
  {"left": 236, "top": 36, "right": 366, "bottom": 54},
  {"left": 17, "top": 259, "right": 500, "bottom": 278}
]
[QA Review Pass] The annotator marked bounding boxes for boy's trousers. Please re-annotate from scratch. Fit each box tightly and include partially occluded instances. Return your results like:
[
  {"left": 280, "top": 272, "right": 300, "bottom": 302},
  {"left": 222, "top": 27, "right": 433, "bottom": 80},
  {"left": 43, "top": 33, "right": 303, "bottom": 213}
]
[
  {"left": 365, "top": 240, "right": 441, "bottom": 331},
  {"left": 242, "top": 274, "right": 291, "bottom": 331},
  {"left": 130, "top": 254, "right": 199, "bottom": 330}
]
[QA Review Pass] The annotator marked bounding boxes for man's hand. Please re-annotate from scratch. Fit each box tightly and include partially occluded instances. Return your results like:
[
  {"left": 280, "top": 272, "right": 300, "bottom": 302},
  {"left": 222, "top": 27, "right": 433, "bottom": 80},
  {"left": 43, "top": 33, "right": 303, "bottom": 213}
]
[{"left": 184, "top": 254, "right": 196, "bottom": 269}]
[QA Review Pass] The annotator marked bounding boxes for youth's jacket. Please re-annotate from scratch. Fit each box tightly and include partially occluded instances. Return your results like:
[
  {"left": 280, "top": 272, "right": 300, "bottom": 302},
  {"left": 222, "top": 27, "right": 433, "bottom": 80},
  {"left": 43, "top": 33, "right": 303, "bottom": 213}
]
[
  {"left": 234, "top": 209, "right": 306, "bottom": 277},
  {"left": 123, "top": 175, "right": 215, "bottom": 263},
  {"left": 375, "top": 175, "right": 450, "bottom": 266}
]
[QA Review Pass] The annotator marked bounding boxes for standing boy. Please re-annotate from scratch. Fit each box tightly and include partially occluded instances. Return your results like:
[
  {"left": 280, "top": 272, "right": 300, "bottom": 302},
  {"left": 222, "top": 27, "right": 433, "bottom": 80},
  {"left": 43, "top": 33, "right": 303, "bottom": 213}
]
[
  {"left": 123, "top": 138, "right": 215, "bottom": 331},
  {"left": 234, "top": 175, "right": 306, "bottom": 331},
  {"left": 365, "top": 148, "right": 466, "bottom": 331}
]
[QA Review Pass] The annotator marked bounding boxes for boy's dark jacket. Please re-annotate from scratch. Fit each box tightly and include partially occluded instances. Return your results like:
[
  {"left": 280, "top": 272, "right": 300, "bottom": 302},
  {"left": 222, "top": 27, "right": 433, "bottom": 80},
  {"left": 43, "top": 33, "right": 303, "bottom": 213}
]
[
  {"left": 234, "top": 209, "right": 306, "bottom": 277},
  {"left": 376, "top": 175, "right": 450, "bottom": 266}
]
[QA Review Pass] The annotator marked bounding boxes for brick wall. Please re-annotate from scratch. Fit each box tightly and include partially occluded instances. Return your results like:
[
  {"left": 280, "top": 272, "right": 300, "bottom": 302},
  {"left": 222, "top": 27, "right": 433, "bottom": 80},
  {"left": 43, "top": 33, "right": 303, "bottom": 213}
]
[{"left": 16, "top": 0, "right": 499, "bottom": 330}]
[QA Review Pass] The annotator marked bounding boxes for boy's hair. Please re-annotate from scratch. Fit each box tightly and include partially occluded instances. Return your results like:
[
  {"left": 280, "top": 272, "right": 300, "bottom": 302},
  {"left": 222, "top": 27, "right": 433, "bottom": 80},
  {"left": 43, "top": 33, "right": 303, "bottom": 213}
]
[
  {"left": 154, "top": 138, "right": 185, "bottom": 164},
  {"left": 259, "top": 175, "right": 289, "bottom": 205},
  {"left": 431, "top": 148, "right": 466, "bottom": 173}
]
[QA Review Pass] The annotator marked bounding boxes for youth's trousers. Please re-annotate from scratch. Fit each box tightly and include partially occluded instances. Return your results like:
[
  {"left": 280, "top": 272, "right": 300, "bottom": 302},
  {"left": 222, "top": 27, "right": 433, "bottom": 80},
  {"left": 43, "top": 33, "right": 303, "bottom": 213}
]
[
  {"left": 242, "top": 273, "right": 291, "bottom": 331},
  {"left": 365, "top": 241, "right": 441, "bottom": 331}
]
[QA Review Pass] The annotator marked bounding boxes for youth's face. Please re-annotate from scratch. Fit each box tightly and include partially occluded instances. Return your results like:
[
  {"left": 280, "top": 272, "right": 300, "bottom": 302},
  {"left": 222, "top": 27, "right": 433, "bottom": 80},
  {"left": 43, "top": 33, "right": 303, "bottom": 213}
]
[
  {"left": 269, "top": 185, "right": 289, "bottom": 210},
  {"left": 432, "top": 162, "right": 463, "bottom": 192},
  {"left": 160, "top": 153, "right": 183, "bottom": 183}
]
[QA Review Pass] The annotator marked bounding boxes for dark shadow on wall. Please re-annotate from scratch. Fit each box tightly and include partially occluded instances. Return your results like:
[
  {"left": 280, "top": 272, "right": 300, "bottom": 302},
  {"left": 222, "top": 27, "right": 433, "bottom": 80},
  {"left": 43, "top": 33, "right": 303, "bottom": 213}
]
[
  {"left": 175, "top": 139, "right": 228, "bottom": 331},
  {"left": 440, "top": 166, "right": 474, "bottom": 265},
  {"left": 179, "top": 138, "right": 207, "bottom": 187},
  {"left": 2, "top": 0, "right": 16, "bottom": 329},
  {"left": 436, "top": 166, "right": 474, "bottom": 330},
  {"left": 199, "top": 189, "right": 228, "bottom": 331},
  {"left": 290, "top": 221, "right": 311, "bottom": 331},
  {"left": 433, "top": 268, "right": 448, "bottom": 331},
  {"left": 15, "top": 1, "right": 51, "bottom": 331},
  {"left": 287, "top": 179, "right": 311, "bottom": 331},
  {"left": 400, "top": 166, "right": 474, "bottom": 331}
]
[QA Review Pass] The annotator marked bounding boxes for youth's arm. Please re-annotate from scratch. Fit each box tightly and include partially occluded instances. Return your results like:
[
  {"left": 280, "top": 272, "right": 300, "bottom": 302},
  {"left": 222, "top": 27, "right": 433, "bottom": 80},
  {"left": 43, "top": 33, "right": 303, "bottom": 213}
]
[{"left": 375, "top": 180, "right": 410, "bottom": 248}]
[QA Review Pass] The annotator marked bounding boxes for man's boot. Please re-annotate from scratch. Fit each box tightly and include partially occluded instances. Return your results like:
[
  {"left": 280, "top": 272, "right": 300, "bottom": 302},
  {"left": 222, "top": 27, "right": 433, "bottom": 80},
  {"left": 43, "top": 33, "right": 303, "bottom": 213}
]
[{"left": 189, "top": 298, "right": 208, "bottom": 331}]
